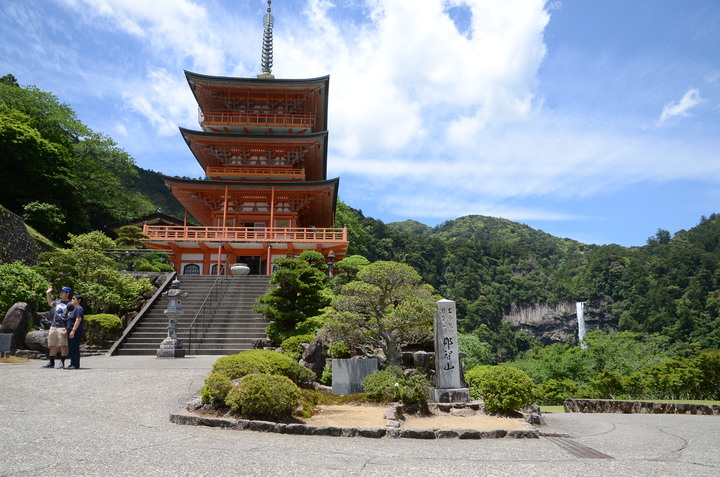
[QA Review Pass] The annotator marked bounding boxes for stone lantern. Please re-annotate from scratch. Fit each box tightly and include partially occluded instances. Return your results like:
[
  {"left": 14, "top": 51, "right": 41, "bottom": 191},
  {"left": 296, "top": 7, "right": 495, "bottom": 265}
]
[{"left": 157, "top": 278, "right": 187, "bottom": 358}]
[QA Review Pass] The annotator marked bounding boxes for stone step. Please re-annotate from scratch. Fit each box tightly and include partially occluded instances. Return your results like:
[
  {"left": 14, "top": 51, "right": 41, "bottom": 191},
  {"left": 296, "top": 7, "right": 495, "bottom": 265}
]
[{"left": 112, "top": 275, "right": 274, "bottom": 356}]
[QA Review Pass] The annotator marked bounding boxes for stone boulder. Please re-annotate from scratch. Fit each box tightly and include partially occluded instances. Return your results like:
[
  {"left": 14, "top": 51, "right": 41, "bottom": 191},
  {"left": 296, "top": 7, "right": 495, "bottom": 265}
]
[
  {"left": 300, "top": 336, "right": 327, "bottom": 377},
  {"left": 25, "top": 330, "right": 49, "bottom": 354},
  {"left": 1, "top": 302, "right": 33, "bottom": 352},
  {"left": 36, "top": 310, "right": 53, "bottom": 330}
]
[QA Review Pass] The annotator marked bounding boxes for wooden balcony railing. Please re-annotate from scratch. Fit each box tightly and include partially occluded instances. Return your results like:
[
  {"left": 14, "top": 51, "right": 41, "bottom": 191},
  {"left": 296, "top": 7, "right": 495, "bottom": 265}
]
[
  {"left": 199, "top": 109, "right": 315, "bottom": 129},
  {"left": 143, "top": 225, "right": 347, "bottom": 243},
  {"left": 205, "top": 166, "right": 305, "bottom": 180}
]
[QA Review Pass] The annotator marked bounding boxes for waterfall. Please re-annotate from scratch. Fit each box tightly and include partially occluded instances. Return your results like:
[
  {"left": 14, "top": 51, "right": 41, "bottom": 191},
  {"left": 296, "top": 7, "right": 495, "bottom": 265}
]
[{"left": 576, "top": 302, "right": 587, "bottom": 349}]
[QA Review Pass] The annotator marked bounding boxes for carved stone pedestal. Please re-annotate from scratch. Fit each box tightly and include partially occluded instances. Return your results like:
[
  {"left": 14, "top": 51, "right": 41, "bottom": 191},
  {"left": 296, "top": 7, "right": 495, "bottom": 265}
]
[{"left": 157, "top": 336, "right": 185, "bottom": 358}]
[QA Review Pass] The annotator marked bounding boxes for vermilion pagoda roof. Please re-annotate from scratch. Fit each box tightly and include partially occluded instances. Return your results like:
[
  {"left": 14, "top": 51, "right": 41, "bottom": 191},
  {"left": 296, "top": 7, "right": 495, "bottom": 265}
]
[
  {"left": 184, "top": 70, "right": 330, "bottom": 133},
  {"left": 161, "top": 176, "right": 340, "bottom": 228},
  {"left": 178, "top": 128, "right": 328, "bottom": 182}
]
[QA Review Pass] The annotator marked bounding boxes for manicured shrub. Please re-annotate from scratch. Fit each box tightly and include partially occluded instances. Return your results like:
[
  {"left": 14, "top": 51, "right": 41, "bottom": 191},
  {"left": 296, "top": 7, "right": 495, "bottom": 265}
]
[
  {"left": 327, "top": 340, "right": 350, "bottom": 358},
  {"left": 296, "top": 388, "right": 323, "bottom": 418},
  {"left": 0, "top": 261, "right": 47, "bottom": 320},
  {"left": 200, "top": 372, "right": 234, "bottom": 405},
  {"left": 224, "top": 373, "right": 300, "bottom": 420},
  {"left": 280, "top": 333, "right": 316, "bottom": 361},
  {"left": 134, "top": 262, "right": 158, "bottom": 272},
  {"left": 264, "top": 321, "right": 289, "bottom": 345},
  {"left": 464, "top": 365, "right": 493, "bottom": 399},
  {"left": 211, "top": 349, "right": 315, "bottom": 388},
  {"left": 84, "top": 314, "right": 123, "bottom": 346},
  {"left": 362, "top": 366, "right": 431, "bottom": 410},
  {"left": 465, "top": 365, "right": 535, "bottom": 414},
  {"left": 319, "top": 362, "right": 332, "bottom": 385}
]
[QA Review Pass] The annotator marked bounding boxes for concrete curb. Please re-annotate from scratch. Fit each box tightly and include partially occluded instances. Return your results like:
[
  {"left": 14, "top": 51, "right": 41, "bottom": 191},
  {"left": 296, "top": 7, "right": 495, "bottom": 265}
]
[{"left": 169, "top": 408, "right": 554, "bottom": 439}]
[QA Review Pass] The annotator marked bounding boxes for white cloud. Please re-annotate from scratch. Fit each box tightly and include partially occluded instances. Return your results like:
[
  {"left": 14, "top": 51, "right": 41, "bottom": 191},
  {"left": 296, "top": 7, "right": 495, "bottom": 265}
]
[
  {"left": 331, "top": 110, "right": 720, "bottom": 222},
  {"left": 24, "top": 0, "right": 718, "bottom": 227},
  {"left": 276, "top": 0, "right": 549, "bottom": 157},
  {"left": 658, "top": 88, "right": 703, "bottom": 125},
  {"left": 121, "top": 69, "right": 196, "bottom": 136}
]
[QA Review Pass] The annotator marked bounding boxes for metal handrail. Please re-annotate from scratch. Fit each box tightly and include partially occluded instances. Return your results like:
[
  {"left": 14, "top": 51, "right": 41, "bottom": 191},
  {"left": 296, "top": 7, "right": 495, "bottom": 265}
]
[{"left": 186, "top": 272, "right": 230, "bottom": 354}]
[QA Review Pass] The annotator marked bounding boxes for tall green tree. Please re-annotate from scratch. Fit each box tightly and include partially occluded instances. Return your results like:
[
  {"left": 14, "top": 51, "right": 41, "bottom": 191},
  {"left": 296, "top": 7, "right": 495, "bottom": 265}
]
[
  {"left": 253, "top": 252, "right": 333, "bottom": 343},
  {"left": 320, "top": 261, "right": 437, "bottom": 366},
  {"left": 34, "top": 231, "right": 152, "bottom": 315},
  {"left": 0, "top": 107, "right": 76, "bottom": 219},
  {"left": 0, "top": 77, "right": 153, "bottom": 236}
]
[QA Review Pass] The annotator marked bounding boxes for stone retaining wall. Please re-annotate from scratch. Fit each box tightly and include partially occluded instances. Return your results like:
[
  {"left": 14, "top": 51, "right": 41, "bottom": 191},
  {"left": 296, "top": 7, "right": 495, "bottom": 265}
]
[
  {"left": 564, "top": 398, "right": 720, "bottom": 415},
  {"left": 0, "top": 207, "right": 52, "bottom": 266}
]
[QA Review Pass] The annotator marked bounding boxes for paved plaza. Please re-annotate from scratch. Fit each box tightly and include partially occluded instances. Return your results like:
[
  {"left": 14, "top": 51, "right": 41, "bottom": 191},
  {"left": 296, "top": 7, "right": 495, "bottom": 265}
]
[{"left": 1, "top": 355, "right": 718, "bottom": 476}]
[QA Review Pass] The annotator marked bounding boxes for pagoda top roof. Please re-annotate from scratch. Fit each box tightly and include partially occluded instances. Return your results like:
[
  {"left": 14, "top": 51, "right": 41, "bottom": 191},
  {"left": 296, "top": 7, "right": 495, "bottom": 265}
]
[
  {"left": 184, "top": 70, "right": 329, "bottom": 89},
  {"left": 178, "top": 127, "right": 328, "bottom": 143}
]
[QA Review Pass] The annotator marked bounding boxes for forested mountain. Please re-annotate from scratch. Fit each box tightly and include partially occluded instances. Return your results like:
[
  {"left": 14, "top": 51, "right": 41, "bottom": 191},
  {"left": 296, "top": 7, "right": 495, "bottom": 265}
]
[
  {"left": 125, "top": 166, "right": 188, "bottom": 220},
  {"left": 336, "top": 204, "right": 720, "bottom": 359},
  {"left": 3, "top": 75, "right": 719, "bottom": 361},
  {"left": 0, "top": 74, "right": 156, "bottom": 241}
]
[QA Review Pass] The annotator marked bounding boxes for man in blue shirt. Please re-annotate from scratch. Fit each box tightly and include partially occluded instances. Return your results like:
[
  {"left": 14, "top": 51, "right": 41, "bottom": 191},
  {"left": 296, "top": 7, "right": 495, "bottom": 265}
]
[{"left": 43, "top": 286, "right": 74, "bottom": 369}]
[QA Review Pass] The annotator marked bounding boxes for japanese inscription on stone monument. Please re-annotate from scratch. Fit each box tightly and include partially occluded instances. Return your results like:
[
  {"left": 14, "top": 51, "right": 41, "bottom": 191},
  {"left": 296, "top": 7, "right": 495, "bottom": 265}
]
[{"left": 435, "top": 299, "right": 462, "bottom": 389}]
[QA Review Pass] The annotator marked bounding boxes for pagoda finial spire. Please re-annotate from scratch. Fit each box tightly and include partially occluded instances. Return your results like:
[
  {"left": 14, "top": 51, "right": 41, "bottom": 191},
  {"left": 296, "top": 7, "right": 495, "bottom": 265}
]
[{"left": 258, "top": 0, "right": 274, "bottom": 79}]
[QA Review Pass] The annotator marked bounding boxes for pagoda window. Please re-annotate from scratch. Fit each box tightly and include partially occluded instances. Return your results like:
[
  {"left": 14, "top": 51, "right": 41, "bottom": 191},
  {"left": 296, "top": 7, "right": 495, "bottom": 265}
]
[
  {"left": 275, "top": 219, "right": 291, "bottom": 228},
  {"left": 211, "top": 264, "right": 226, "bottom": 275},
  {"left": 183, "top": 264, "right": 201, "bottom": 275}
]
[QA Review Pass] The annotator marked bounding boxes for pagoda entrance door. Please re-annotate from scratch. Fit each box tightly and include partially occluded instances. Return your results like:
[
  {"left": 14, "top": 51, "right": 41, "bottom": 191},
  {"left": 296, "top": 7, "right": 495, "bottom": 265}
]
[{"left": 237, "top": 256, "right": 262, "bottom": 275}]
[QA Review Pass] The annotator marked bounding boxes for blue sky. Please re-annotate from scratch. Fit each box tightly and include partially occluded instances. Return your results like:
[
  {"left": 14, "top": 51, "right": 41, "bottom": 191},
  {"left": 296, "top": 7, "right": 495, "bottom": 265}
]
[{"left": 1, "top": 0, "right": 719, "bottom": 247}]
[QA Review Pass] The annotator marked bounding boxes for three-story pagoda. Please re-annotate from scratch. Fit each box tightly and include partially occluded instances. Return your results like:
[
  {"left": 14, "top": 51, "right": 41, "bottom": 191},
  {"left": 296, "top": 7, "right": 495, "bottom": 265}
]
[{"left": 143, "top": 1, "right": 348, "bottom": 275}]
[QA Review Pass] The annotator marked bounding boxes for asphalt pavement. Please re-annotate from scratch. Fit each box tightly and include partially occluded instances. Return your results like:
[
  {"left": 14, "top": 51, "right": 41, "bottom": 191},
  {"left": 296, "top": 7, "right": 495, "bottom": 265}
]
[{"left": 1, "top": 355, "right": 718, "bottom": 476}]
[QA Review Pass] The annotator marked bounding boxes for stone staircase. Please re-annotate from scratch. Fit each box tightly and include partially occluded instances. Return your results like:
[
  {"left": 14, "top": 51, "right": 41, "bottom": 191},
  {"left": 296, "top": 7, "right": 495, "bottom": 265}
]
[{"left": 111, "top": 275, "right": 274, "bottom": 355}]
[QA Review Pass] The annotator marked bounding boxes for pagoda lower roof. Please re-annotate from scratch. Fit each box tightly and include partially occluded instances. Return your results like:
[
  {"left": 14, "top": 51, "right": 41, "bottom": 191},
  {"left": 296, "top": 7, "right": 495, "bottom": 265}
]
[
  {"left": 161, "top": 176, "right": 340, "bottom": 228},
  {"left": 179, "top": 128, "right": 328, "bottom": 181}
]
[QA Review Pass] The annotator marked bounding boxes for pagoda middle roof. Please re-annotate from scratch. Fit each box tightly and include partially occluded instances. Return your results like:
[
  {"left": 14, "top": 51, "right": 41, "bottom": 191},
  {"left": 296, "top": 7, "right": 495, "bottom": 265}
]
[{"left": 179, "top": 128, "right": 329, "bottom": 181}]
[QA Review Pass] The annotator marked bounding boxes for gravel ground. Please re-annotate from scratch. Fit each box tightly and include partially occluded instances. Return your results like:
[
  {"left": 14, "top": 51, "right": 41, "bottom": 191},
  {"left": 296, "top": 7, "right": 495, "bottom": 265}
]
[{"left": 2, "top": 355, "right": 719, "bottom": 476}]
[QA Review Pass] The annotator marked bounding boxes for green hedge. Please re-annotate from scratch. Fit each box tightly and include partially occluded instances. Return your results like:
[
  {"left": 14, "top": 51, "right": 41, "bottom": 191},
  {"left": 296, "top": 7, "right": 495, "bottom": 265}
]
[
  {"left": 210, "top": 349, "right": 315, "bottom": 388},
  {"left": 224, "top": 373, "right": 300, "bottom": 420},
  {"left": 84, "top": 314, "right": 123, "bottom": 346},
  {"left": 200, "top": 373, "right": 234, "bottom": 405},
  {"left": 362, "top": 366, "right": 431, "bottom": 410},
  {"left": 280, "top": 333, "right": 316, "bottom": 361},
  {"left": 465, "top": 365, "right": 535, "bottom": 414}
]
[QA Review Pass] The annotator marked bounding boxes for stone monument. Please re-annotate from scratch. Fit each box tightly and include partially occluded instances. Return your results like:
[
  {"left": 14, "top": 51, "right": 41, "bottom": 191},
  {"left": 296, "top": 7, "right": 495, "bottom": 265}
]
[
  {"left": 431, "top": 299, "right": 469, "bottom": 402},
  {"left": 331, "top": 358, "right": 378, "bottom": 395},
  {"left": 157, "top": 278, "right": 187, "bottom": 358}
]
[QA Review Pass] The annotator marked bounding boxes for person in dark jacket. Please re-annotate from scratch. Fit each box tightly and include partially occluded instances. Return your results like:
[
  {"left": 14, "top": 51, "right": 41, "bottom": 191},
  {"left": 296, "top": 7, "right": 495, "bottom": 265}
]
[{"left": 66, "top": 294, "right": 84, "bottom": 370}]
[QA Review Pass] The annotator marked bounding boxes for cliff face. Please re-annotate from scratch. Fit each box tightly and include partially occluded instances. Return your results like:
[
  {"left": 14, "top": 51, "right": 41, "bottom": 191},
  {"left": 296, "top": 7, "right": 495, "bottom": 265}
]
[
  {"left": 0, "top": 207, "right": 51, "bottom": 266},
  {"left": 503, "top": 301, "right": 618, "bottom": 344}
]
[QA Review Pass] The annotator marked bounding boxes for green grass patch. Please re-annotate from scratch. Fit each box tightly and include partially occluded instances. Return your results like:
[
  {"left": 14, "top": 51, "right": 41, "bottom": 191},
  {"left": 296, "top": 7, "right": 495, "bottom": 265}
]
[{"left": 539, "top": 405, "right": 565, "bottom": 413}]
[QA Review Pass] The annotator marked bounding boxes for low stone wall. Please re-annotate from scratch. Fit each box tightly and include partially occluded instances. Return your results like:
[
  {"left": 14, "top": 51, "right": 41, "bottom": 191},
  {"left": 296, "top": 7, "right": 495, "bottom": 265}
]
[{"left": 564, "top": 398, "right": 720, "bottom": 415}]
